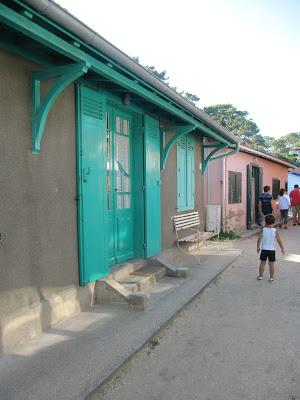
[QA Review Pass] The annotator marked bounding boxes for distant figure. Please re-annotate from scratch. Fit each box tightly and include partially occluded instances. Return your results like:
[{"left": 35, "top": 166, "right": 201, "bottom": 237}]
[
  {"left": 278, "top": 188, "right": 290, "bottom": 229},
  {"left": 257, "top": 214, "right": 285, "bottom": 282},
  {"left": 289, "top": 184, "right": 300, "bottom": 226},
  {"left": 258, "top": 185, "right": 273, "bottom": 219}
]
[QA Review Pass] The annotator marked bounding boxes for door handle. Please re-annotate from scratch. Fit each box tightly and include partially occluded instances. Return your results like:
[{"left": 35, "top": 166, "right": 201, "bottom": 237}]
[{"left": 82, "top": 167, "right": 90, "bottom": 182}]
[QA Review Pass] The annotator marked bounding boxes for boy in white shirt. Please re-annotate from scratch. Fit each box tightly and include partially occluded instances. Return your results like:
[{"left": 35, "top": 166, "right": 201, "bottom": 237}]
[
  {"left": 257, "top": 214, "right": 285, "bottom": 282},
  {"left": 278, "top": 188, "right": 291, "bottom": 229}
]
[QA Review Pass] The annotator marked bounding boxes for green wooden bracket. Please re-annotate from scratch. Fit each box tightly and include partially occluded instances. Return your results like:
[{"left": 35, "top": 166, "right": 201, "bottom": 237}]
[
  {"left": 202, "top": 140, "right": 227, "bottom": 174},
  {"left": 209, "top": 145, "right": 240, "bottom": 162},
  {"left": 32, "top": 61, "right": 89, "bottom": 153},
  {"left": 160, "top": 124, "right": 196, "bottom": 170}
]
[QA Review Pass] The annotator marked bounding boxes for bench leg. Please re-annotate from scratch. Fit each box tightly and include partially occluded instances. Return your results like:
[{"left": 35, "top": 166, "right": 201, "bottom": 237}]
[{"left": 176, "top": 240, "right": 201, "bottom": 264}]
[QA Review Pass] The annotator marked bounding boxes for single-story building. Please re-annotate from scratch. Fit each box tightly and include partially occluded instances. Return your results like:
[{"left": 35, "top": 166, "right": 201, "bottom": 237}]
[
  {"left": 0, "top": 0, "right": 239, "bottom": 351},
  {"left": 204, "top": 145, "right": 295, "bottom": 231}
]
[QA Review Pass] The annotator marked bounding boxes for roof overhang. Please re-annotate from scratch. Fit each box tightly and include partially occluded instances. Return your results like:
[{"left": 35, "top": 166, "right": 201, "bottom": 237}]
[
  {"left": 0, "top": 0, "right": 239, "bottom": 154},
  {"left": 240, "top": 145, "right": 296, "bottom": 169}
]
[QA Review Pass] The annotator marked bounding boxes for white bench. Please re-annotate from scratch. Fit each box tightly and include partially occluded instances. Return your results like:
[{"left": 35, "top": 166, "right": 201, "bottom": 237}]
[{"left": 173, "top": 211, "right": 219, "bottom": 262}]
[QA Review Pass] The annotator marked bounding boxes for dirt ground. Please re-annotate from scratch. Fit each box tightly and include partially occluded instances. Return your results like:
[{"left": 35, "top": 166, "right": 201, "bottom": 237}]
[{"left": 88, "top": 227, "right": 300, "bottom": 400}]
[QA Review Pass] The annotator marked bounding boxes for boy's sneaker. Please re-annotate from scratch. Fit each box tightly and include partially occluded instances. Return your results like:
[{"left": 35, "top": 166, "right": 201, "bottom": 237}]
[
  {"left": 257, "top": 276, "right": 263, "bottom": 280},
  {"left": 269, "top": 278, "right": 275, "bottom": 282}
]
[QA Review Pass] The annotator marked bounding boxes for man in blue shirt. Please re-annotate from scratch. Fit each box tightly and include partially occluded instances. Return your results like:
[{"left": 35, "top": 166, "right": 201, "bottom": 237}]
[{"left": 258, "top": 185, "right": 273, "bottom": 217}]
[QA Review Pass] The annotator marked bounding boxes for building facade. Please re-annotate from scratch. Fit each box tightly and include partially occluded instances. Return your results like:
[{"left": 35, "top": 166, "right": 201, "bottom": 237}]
[
  {"left": 0, "top": 0, "right": 239, "bottom": 351},
  {"left": 205, "top": 145, "right": 295, "bottom": 231}
]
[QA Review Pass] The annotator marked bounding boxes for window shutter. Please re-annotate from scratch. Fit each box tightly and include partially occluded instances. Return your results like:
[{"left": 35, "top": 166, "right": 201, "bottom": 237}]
[
  {"left": 177, "top": 136, "right": 187, "bottom": 209},
  {"left": 186, "top": 135, "right": 195, "bottom": 209},
  {"left": 228, "top": 172, "right": 234, "bottom": 203},
  {"left": 236, "top": 173, "right": 242, "bottom": 203}
]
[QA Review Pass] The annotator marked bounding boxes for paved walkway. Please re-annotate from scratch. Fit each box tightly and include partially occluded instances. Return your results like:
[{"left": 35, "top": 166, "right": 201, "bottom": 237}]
[
  {"left": 89, "top": 227, "right": 300, "bottom": 400},
  {"left": 0, "top": 240, "right": 241, "bottom": 400}
]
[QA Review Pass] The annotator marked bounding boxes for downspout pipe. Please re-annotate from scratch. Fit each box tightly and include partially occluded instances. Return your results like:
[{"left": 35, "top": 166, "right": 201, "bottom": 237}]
[{"left": 22, "top": 0, "right": 239, "bottom": 147}]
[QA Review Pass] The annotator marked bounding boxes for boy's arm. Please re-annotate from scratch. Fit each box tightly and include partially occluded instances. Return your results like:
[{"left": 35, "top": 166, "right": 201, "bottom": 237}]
[
  {"left": 276, "top": 230, "right": 285, "bottom": 255},
  {"left": 257, "top": 232, "right": 262, "bottom": 254}
]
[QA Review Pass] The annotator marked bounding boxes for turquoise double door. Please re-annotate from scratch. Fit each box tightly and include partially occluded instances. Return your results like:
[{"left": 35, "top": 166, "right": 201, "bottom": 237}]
[
  {"left": 77, "top": 86, "right": 161, "bottom": 285},
  {"left": 106, "top": 108, "right": 134, "bottom": 265}
]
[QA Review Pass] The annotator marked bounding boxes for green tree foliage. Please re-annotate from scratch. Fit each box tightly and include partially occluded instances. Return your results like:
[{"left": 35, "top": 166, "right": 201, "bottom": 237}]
[
  {"left": 184, "top": 92, "right": 200, "bottom": 105},
  {"left": 203, "top": 104, "right": 259, "bottom": 145},
  {"left": 131, "top": 57, "right": 298, "bottom": 164},
  {"left": 131, "top": 56, "right": 200, "bottom": 104},
  {"left": 132, "top": 56, "right": 169, "bottom": 82},
  {"left": 271, "top": 132, "right": 300, "bottom": 164},
  {"left": 203, "top": 104, "right": 299, "bottom": 165},
  {"left": 144, "top": 65, "right": 169, "bottom": 83}
]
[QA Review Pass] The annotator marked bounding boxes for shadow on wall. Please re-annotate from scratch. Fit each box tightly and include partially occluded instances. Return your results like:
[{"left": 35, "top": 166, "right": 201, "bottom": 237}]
[
  {"left": 0, "top": 304, "right": 121, "bottom": 400},
  {"left": 0, "top": 283, "right": 95, "bottom": 355}
]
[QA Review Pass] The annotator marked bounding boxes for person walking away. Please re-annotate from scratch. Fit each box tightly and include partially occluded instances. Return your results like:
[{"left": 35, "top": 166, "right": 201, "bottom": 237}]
[
  {"left": 289, "top": 184, "right": 300, "bottom": 226},
  {"left": 278, "top": 188, "right": 290, "bottom": 229},
  {"left": 258, "top": 186, "right": 273, "bottom": 221},
  {"left": 257, "top": 214, "right": 285, "bottom": 282}
]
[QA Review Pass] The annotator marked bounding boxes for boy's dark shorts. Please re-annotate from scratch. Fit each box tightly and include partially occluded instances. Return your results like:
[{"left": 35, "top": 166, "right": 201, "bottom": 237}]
[{"left": 260, "top": 250, "right": 276, "bottom": 262}]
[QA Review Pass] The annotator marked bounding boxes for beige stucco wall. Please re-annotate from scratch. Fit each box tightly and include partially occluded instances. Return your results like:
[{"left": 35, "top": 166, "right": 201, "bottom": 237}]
[
  {"left": 161, "top": 132, "right": 204, "bottom": 249},
  {"left": 0, "top": 49, "right": 206, "bottom": 351},
  {"left": 0, "top": 49, "right": 94, "bottom": 353}
]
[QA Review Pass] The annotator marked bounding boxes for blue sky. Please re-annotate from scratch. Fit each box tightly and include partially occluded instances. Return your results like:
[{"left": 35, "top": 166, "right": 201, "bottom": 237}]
[{"left": 57, "top": 0, "right": 300, "bottom": 138}]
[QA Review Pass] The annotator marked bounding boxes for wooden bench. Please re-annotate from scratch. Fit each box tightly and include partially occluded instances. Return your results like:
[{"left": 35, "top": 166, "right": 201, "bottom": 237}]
[{"left": 173, "top": 211, "right": 219, "bottom": 262}]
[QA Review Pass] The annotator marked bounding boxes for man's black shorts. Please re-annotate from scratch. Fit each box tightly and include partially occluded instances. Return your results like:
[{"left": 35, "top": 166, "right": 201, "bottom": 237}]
[{"left": 260, "top": 250, "right": 276, "bottom": 262}]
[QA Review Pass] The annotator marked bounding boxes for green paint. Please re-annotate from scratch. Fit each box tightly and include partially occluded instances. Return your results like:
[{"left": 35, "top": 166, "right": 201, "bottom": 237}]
[
  {"left": 202, "top": 142, "right": 227, "bottom": 174},
  {"left": 32, "top": 62, "right": 89, "bottom": 153},
  {"left": 177, "top": 134, "right": 195, "bottom": 211},
  {"left": 144, "top": 115, "right": 161, "bottom": 257},
  {"left": 106, "top": 108, "right": 134, "bottom": 265},
  {"left": 76, "top": 85, "right": 108, "bottom": 285},
  {"left": 161, "top": 124, "right": 195, "bottom": 170},
  {"left": 131, "top": 113, "right": 145, "bottom": 259}
]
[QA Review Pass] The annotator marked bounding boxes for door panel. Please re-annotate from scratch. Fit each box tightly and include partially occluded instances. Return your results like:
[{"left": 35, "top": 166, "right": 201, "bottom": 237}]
[
  {"left": 77, "top": 86, "right": 108, "bottom": 284},
  {"left": 144, "top": 115, "right": 161, "bottom": 257},
  {"left": 106, "top": 110, "right": 134, "bottom": 264},
  {"left": 115, "top": 112, "right": 134, "bottom": 262}
]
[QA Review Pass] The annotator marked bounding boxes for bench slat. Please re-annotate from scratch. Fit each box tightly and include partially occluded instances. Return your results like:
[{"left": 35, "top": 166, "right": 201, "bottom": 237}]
[
  {"left": 175, "top": 217, "right": 199, "bottom": 224},
  {"left": 174, "top": 211, "right": 199, "bottom": 218},
  {"left": 175, "top": 222, "right": 200, "bottom": 230},
  {"left": 174, "top": 213, "right": 199, "bottom": 221},
  {"left": 174, "top": 216, "right": 200, "bottom": 224}
]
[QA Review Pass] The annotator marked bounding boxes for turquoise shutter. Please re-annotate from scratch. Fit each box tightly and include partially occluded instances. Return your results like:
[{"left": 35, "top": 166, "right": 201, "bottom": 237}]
[
  {"left": 77, "top": 86, "right": 108, "bottom": 284},
  {"left": 186, "top": 135, "right": 195, "bottom": 209},
  {"left": 177, "top": 136, "right": 187, "bottom": 210},
  {"left": 144, "top": 115, "right": 161, "bottom": 257}
]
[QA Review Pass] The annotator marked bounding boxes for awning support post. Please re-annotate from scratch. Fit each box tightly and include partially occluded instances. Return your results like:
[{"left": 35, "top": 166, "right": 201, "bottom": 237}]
[
  {"left": 202, "top": 138, "right": 240, "bottom": 174},
  {"left": 32, "top": 61, "right": 89, "bottom": 153},
  {"left": 160, "top": 124, "right": 196, "bottom": 170}
]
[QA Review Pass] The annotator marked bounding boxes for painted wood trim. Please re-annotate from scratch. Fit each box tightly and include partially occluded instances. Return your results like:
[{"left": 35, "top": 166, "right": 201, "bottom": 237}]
[{"left": 32, "top": 62, "right": 89, "bottom": 153}]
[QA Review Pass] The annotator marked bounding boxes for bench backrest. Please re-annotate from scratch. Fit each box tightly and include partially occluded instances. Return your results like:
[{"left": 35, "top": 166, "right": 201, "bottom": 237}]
[{"left": 173, "top": 212, "right": 200, "bottom": 232}]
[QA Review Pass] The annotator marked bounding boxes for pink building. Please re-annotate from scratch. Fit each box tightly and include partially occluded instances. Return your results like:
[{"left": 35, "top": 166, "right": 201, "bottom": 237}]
[{"left": 204, "top": 145, "right": 295, "bottom": 231}]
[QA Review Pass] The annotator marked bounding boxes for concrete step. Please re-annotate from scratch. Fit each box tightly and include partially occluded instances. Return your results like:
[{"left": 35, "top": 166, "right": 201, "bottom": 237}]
[
  {"left": 109, "top": 259, "right": 147, "bottom": 282},
  {"left": 129, "top": 265, "right": 167, "bottom": 283},
  {"left": 95, "top": 261, "right": 186, "bottom": 310},
  {"left": 118, "top": 274, "right": 153, "bottom": 293}
]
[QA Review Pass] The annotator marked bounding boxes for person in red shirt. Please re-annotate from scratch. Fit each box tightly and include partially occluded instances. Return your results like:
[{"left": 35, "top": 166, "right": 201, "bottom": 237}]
[{"left": 289, "top": 184, "right": 300, "bottom": 226}]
